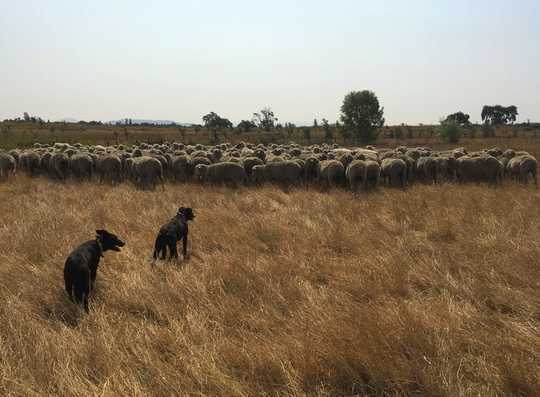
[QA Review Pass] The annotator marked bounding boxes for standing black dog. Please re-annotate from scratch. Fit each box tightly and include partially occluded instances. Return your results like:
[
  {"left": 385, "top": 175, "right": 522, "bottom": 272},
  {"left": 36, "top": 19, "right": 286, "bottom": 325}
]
[
  {"left": 153, "top": 207, "right": 195, "bottom": 262},
  {"left": 64, "top": 229, "right": 125, "bottom": 312}
]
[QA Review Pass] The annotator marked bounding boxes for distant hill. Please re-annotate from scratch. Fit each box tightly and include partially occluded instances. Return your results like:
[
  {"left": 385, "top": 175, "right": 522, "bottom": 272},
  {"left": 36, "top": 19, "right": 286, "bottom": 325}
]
[
  {"left": 55, "top": 118, "right": 194, "bottom": 126},
  {"left": 110, "top": 119, "right": 193, "bottom": 126}
]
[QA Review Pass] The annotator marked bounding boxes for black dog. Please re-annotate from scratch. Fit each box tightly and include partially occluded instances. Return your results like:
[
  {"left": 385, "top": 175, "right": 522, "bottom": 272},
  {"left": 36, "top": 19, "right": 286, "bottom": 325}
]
[
  {"left": 153, "top": 207, "right": 195, "bottom": 262},
  {"left": 64, "top": 229, "right": 125, "bottom": 312}
]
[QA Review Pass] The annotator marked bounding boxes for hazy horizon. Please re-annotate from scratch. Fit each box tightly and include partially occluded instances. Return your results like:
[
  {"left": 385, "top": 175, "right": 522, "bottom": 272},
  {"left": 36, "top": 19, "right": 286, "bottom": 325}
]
[{"left": 1, "top": 0, "right": 539, "bottom": 126}]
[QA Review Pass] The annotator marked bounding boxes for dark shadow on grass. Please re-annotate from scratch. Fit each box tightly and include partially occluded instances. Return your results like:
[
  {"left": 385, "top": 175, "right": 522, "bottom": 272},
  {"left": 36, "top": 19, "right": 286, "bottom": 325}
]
[{"left": 41, "top": 291, "right": 84, "bottom": 328}]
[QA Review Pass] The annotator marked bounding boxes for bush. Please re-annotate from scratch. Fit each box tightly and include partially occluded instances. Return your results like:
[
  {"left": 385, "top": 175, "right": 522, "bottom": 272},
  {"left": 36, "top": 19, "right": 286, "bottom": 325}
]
[
  {"left": 302, "top": 127, "right": 312, "bottom": 144},
  {"left": 440, "top": 121, "right": 461, "bottom": 143},
  {"left": 322, "top": 119, "right": 333, "bottom": 143}
]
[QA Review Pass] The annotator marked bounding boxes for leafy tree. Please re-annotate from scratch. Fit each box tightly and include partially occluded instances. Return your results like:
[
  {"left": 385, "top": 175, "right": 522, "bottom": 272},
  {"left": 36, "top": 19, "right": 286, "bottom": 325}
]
[
  {"left": 237, "top": 119, "right": 256, "bottom": 132},
  {"left": 23, "top": 112, "right": 30, "bottom": 122},
  {"left": 252, "top": 107, "right": 277, "bottom": 131},
  {"left": 322, "top": 118, "right": 333, "bottom": 143},
  {"left": 202, "top": 112, "right": 233, "bottom": 129},
  {"left": 445, "top": 111, "right": 470, "bottom": 126},
  {"left": 481, "top": 105, "right": 518, "bottom": 125},
  {"left": 340, "top": 90, "right": 384, "bottom": 144}
]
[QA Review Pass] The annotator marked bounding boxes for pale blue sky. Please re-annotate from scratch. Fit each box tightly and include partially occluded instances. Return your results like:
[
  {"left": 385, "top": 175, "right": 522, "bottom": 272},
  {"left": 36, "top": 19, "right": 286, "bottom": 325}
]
[{"left": 1, "top": 0, "right": 539, "bottom": 125}]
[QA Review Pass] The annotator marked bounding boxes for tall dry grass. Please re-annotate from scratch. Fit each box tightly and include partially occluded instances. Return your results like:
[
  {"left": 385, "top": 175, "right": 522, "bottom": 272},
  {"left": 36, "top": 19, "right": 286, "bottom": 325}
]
[{"left": 0, "top": 177, "right": 539, "bottom": 396}]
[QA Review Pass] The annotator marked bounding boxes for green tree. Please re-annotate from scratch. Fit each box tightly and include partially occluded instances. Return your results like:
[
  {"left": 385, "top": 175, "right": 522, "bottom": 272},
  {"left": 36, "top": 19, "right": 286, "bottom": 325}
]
[
  {"left": 202, "top": 112, "right": 232, "bottom": 144},
  {"left": 237, "top": 119, "right": 256, "bottom": 132},
  {"left": 445, "top": 111, "right": 470, "bottom": 126},
  {"left": 202, "top": 112, "right": 233, "bottom": 129},
  {"left": 481, "top": 105, "right": 518, "bottom": 125},
  {"left": 340, "top": 90, "right": 384, "bottom": 144},
  {"left": 252, "top": 107, "right": 278, "bottom": 131}
]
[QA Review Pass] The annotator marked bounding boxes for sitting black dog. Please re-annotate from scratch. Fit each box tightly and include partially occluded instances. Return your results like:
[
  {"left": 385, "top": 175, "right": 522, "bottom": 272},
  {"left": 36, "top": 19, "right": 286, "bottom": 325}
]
[
  {"left": 64, "top": 229, "right": 125, "bottom": 312},
  {"left": 153, "top": 207, "right": 195, "bottom": 262}
]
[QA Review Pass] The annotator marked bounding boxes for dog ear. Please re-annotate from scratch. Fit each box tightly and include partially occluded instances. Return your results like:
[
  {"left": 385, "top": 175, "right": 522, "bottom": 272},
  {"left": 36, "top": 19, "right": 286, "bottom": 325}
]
[
  {"left": 96, "top": 229, "right": 106, "bottom": 236},
  {"left": 178, "top": 207, "right": 185, "bottom": 213}
]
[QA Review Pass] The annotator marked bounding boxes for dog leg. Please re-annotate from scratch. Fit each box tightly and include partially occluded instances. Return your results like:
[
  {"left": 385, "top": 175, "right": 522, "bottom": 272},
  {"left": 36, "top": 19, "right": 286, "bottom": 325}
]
[
  {"left": 90, "top": 270, "right": 97, "bottom": 291},
  {"left": 65, "top": 277, "right": 74, "bottom": 302},
  {"left": 183, "top": 234, "right": 188, "bottom": 259},
  {"left": 171, "top": 242, "right": 179, "bottom": 261}
]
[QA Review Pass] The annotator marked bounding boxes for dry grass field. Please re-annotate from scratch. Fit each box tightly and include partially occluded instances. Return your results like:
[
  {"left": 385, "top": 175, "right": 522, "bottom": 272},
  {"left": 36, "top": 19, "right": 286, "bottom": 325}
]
[{"left": 0, "top": 177, "right": 539, "bottom": 396}]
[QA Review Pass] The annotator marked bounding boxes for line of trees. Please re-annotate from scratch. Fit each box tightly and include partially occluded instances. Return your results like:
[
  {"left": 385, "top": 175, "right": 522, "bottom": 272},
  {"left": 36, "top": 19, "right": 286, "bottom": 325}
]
[
  {"left": 197, "top": 91, "right": 387, "bottom": 145},
  {"left": 198, "top": 96, "right": 522, "bottom": 145},
  {"left": 2, "top": 98, "right": 525, "bottom": 146},
  {"left": 442, "top": 105, "right": 519, "bottom": 127},
  {"left": 438, "top": 105, "right": 519, "bottom": 143}
]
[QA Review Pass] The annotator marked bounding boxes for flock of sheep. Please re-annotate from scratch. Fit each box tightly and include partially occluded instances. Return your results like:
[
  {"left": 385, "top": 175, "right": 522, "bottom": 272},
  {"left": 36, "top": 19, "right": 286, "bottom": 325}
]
[{"left": 0, "top": 141, "right": 537, "bottom": 189}]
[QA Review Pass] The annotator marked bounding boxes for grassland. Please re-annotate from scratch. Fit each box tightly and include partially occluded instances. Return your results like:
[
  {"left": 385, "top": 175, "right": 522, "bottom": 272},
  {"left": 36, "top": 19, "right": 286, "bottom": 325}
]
[{"left": 0, "top": 176, "right": 539, "bottom": 396}]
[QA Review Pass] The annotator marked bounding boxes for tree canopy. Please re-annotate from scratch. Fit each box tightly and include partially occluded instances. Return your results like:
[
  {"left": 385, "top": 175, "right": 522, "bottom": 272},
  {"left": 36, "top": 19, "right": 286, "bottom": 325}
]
[
  {"left": 481, "top": 105, "right": 518, "bottom": 125},
  {"left": 236, "top": 119, "right": 257, "bottom": 132},
  {"left": 445, "top": 111, "right": 470, "bottom": 126},
  {"left": 340, "top": 90, "right": 384, "bottom": 144},
  {"left": 202, "top": 112, "right": 233, "bottom": 130},
  {"left": 252, "top": 108, "right": 278, "bottom": 131}
]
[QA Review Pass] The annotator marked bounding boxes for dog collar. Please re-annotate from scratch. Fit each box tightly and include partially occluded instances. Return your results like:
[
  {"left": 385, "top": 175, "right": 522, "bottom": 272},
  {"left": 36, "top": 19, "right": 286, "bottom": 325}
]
[{"left": 96, "top": 237, "right": 104, "bottom": 258}]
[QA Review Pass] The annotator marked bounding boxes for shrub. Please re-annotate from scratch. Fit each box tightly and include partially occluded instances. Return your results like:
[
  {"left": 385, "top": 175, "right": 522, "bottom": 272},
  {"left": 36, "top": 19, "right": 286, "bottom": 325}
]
[{"left": 440, "top": 121, "right": 461, "bottom": 143}]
